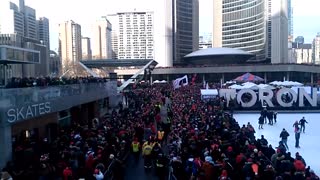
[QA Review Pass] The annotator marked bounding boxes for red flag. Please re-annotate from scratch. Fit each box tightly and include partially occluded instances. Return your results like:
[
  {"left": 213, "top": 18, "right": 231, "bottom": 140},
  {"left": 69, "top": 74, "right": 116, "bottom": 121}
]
[{"left": 191, "top": 74, "right": 197, "bottom": 85}]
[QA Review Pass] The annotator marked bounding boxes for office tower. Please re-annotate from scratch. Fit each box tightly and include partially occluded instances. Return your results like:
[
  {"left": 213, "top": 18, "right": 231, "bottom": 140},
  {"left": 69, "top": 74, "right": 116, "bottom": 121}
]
[
  {"left": 212, "top": 0, "right": 288, "bottom": 63},
  {"left": 271, "top": 0, "right": 288, "bottom": 63},
  {"left": 107, "top": 11, "right": 154, "bottom": 60},
  {"left": 37, "top": 17, "right": 50, "bottom": 50},
  {"left": 82, "top": 37, "right": 92, "bottom": 60},
  {"left": 288, "top": 0, "right": 293, "bottom": 37},
  {"left": 59, "top": 20, "right": 82, "bottom": 73},
  {"left": 312, "top": 33, "right": 320, "bottom": 64},
  {"left": 91, "top": 18, "right": 112, "bottom": 59},
  {"left": 24, "top": 6, "right": 37, "bottom": 40},
  {"left": 174, "top": 0, "right": 199, "bottom": 63},
  {"left": 36, "top": 17, "right": 50, "bottom": 77},
  {"left": 152, "top": 0, "right": 199, "bottom": 66},
  {"left": 0, "top": 1, "right": 24, "bottom": 36}
]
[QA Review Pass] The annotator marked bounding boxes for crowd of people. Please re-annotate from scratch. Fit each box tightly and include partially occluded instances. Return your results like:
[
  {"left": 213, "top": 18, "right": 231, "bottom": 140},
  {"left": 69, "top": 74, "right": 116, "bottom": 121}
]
[
  {"left": 164, "top": 85, "right": 319, "bottom": 180},
  {"left": 4, "top": 76, "right": 108, "bottom": 88},
  {"left": 0, "top": 86, "right": 164, "bottom": 179},
  {"left": 1, "top": 82, "right": 319, "bottom": 180}
]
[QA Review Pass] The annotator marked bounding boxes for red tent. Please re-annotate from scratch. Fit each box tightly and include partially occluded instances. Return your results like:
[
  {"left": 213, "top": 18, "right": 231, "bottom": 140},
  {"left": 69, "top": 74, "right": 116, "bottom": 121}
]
[{"left": 234, "top": 73, "right": 264, "bottom": 82}]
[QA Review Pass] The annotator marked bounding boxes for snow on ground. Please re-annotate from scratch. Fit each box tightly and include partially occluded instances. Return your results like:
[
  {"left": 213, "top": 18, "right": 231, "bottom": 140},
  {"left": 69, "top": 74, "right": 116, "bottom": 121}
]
[{"left": 234, "top": 113, "right": 320, "bottom": 175}]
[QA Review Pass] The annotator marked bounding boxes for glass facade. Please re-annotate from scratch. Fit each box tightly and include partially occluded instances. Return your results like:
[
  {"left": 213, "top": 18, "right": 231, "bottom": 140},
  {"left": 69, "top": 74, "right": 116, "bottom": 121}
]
[
  {"left": 222, "top": 0, "right": 266, "bottom": 60},
  {"left": 0, "top": 46, "right": 40, "bottom": 64}
]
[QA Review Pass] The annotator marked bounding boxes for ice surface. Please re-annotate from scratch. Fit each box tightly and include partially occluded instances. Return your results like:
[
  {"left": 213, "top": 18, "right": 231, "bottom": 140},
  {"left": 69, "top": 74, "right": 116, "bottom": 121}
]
[{"left": 234, "top": 113, "right": 320, "bottom": 175}]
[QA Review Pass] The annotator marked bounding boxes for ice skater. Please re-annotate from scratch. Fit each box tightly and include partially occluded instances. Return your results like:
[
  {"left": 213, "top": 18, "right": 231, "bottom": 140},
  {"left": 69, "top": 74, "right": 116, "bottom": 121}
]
[
  {"left": 267, "top": 111, "right": 274, "bottom": 125},
  {"left": 299, "top": 117, "right": 308, "bottom": 133},
  {"left": 258, "top": 115, "right": 264, "bottom": 129},
  {"left": 280, "top": 128, "right": 290, "bottom": 150},
  {"left": 261, "top": 108, "right": 268, "bottom": 124},
  {"left": 273, "top": 111, "right": 277, "bottom": 123},
  {"left": 293, "top": 121, "right": 299, "bottom": 131},
  {"left": 295, "top": 127, "right": 301, "bottom": 148}
]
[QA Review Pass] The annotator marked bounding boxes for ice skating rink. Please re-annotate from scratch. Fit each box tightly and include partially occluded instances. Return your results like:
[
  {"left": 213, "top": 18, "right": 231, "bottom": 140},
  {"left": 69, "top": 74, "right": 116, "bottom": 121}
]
[{"left": 235, "top": 113, "right": 320, "bottom": 175}]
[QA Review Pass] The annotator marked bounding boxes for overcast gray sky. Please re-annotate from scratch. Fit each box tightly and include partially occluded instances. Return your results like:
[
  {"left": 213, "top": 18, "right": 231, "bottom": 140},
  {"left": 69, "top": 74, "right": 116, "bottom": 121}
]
[{"left": 15, "top": 0, "right": 320, "bottom": 50}]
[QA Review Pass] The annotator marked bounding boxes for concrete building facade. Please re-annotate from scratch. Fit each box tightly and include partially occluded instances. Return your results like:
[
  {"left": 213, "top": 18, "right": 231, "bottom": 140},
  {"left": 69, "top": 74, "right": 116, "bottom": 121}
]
[
  {"left": 58, "top": 20, "right": 82, "bottom": 74},
  {"left": 312, "top": 33, "right": 320, "bottom": 64},
  {"left": 23, "top": 6, "right": 37, "bottom": 40},
  {"left": 108, "top": 12, "right": 154, "bottom": 60},
  {"left": 152, "top": 0, "right": 199, "bottom": 66},
  {"left": 292, "top": 43, "right": 312, "bottom": 64},
  {"left": 37, "top": 17, "right": 50, "bottom": 51},
  {"left": 49, "top": 50, "right": 61, "bottom": 76},
  {"left": 212, "top": 0, "right": 288, "bottom": 63},
  {"left": 81, "top": 37, "right": 92, "bottom": 60},
  {"left": 0, "top": 0, "right": 52, "bottom": 79},
  {"left": 91, "top": 18, "right": 112, "bottom": 59},
  {"left": 287, "top": 0, "right": 293, "bottom": 37}
]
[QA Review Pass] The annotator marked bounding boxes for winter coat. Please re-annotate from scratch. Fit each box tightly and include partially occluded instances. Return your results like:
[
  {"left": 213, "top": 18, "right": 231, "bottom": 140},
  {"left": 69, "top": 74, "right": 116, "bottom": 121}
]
[
  {"left": 199, "top": 162, "right": 215, "bottom": 180},
  {"left": 259, "top": 116, "right": 264, "bottom": 124},
  {"left": 280, "top": 131, "right": 290, "bottom": 140}
]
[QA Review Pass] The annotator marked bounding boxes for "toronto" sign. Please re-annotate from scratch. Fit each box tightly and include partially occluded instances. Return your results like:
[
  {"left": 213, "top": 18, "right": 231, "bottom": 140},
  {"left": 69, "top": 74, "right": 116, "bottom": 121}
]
[{"left": 219, "top": 88, "right": 318, "bottom": 108}]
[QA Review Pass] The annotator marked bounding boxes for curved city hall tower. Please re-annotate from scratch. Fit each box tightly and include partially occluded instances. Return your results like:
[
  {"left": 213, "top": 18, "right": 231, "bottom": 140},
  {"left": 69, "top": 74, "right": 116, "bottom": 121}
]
[{"left": 213, "top": 0, "right": 288, "bottom": 63}]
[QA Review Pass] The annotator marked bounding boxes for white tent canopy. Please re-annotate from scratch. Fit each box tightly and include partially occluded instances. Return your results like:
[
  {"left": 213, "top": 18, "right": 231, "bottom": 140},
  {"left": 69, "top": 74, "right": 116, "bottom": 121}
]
[
  {"left": 257, "top": 84, "right": 275, "bottom": 89},
  {"left": 241, "top": 82, "right": 259, "bottom": 90},
  {"left": 229, "top": 84, "right": 245, "bottom": 90},
  {"left": 153, "top": 80, "right": 167, "bottom": 84},
  {"left": 270, "top": 81, "right": 303, "bottom": 86},
  {"left": 224, "top": 80, "right": 236, "bottom": 85},
  {"left": 229, "top": 83, "right": 274, "bottom": 90}
]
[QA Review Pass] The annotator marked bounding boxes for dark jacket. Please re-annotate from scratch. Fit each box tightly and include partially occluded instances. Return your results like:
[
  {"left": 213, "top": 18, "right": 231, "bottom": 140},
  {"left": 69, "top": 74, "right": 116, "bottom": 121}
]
[{"left": 280, "top": 131, "right": 290, "bottom": 140}]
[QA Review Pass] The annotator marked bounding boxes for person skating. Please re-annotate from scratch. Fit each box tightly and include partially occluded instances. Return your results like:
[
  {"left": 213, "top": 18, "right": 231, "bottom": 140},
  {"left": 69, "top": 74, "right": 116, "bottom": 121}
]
[
  {"left": 273, "top": 111, "right": 277, "bottom": 123},
  {"left": 258, "top": 115, "right": 264, "bottom": 129},
  {"left": 293, "top": 121, "right": 299, "bottom": 131},
  {"left": 299, "top": 117, "right": 308, "bottom": 133},
  {"left": 295, "top": 127, "right": 301, "bottom": 148},
  {"left": 280, "top": 128, "right": 290, "bottom": 150},
  {"left": 267, "top": 111, "right": 274, "bottom": 125}
]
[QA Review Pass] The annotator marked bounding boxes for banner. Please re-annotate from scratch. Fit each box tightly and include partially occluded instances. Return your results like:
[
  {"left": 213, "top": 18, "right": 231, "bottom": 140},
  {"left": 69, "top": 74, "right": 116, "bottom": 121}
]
[{"left": 173, "top": 75, "right": 188, "bottom": 89}]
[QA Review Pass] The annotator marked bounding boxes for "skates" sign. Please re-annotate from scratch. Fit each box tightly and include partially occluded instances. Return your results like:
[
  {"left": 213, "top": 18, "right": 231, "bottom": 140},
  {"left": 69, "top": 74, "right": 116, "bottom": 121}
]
[
  {"left": 6, "top": 102, "right": 51, "bottom": 123},
  {"left": 219, "top": 88, "right": 318, "bottom": 108}
]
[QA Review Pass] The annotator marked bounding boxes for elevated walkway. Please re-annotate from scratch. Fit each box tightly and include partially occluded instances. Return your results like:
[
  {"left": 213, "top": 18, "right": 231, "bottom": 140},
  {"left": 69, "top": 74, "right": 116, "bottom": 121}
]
[{"left": 118, "top": 60, "right": 158, "bottom": 92}]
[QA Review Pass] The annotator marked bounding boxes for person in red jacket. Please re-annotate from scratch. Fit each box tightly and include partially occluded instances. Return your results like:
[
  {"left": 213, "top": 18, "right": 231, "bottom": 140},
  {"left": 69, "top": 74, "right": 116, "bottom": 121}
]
[
  {"left": 294, "top": 159, "right": 306, "bottom": 179},
  {"left": 63, "top": 167, "right": 72, "bottom": 180}
]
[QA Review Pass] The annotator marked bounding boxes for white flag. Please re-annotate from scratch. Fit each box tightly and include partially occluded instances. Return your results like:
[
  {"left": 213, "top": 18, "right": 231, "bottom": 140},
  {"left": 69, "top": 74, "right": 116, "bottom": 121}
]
[{"left": 173, "top": 75, "right": 188, "bottom": 89}]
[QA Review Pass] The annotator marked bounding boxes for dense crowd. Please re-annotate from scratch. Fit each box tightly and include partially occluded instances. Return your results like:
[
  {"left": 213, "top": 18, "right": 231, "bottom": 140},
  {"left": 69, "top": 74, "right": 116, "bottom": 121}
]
[
  {"left": 4, "top": 77, "right": 108, "bottom": 88},
  {"left": 1, "top": 83, "right": 319, "bottom": 180},
  {"left": 166, "top": 85, "right": 319, "bottom": 180},
  {"left": 1, "top": 86, "right": 164, "bottom": 179}
]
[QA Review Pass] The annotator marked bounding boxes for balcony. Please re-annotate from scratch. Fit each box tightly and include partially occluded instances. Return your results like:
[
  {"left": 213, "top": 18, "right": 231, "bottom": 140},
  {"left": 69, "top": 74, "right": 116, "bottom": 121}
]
[{"left": 0, "top": 82, "right": 117, "bottom": 125}]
